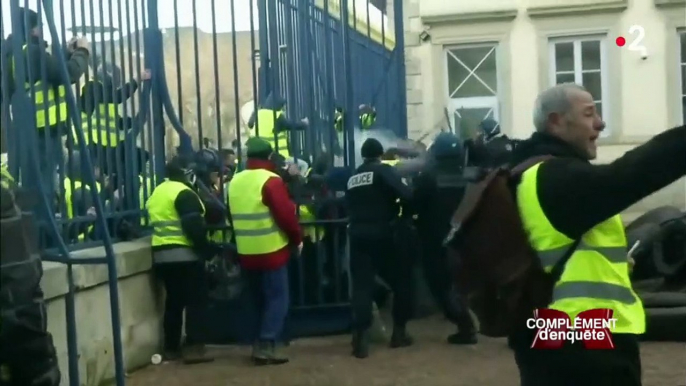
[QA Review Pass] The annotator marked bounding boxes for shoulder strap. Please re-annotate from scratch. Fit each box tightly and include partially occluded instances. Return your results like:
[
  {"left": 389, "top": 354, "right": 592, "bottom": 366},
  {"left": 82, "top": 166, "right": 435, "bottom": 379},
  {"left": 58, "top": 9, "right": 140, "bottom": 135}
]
[
  {"left": 448, "top": 155, "right": 555, "bottom": 233},
  {"left": 447, "top": 167, "right": 502, "bottom": 233},
  {"left": 510, "top": 155, "right": 555, "bottom": 177}
]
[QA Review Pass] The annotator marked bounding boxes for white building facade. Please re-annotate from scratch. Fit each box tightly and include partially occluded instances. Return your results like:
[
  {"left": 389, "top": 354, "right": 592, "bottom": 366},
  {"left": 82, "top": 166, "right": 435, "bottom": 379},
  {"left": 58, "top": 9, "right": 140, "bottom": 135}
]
[{"left": 403, "top": 0, "right": 686, "bottom": 214}]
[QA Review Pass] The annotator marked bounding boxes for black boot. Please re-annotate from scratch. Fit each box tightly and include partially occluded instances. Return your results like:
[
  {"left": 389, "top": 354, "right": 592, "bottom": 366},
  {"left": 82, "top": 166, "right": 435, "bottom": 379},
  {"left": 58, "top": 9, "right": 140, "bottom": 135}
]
[
  {"left": 447, "top": 331, "right": 478, "bottom": 345},
  {"left": 351, "top": 330, "right": 370, "bottom": 359},
  {"left": 389, "top": 324, "right": 413, "bottom": 348}
]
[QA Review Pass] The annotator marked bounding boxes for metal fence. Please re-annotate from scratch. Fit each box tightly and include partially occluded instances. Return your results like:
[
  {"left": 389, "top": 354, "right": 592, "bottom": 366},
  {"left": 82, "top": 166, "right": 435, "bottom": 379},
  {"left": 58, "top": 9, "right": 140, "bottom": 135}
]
[{"left": 1, "top": 0, "right": 405, "bottom": 384}]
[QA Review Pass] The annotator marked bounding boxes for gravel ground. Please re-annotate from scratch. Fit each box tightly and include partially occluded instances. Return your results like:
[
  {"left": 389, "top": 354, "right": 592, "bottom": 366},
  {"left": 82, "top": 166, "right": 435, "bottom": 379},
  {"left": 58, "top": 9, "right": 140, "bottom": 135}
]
[{"left": 127, "top": 316, "right": 686, "bottom": 386}]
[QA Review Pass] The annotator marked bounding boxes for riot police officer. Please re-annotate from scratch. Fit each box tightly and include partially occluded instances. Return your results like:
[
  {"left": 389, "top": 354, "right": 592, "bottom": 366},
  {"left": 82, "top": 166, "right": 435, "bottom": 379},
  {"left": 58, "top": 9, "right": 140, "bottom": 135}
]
[
  {"left": 346, "top": 138, "right": 414, "bottom": 359},
  {"left": 414, "top": 132, "right": 478, "bottom": 345},
  {"left": 465, "top": 118, "right": 520, "bottom": 168},
  {"left": 0, "top": 186, "right": 61, "bottom": 386}
]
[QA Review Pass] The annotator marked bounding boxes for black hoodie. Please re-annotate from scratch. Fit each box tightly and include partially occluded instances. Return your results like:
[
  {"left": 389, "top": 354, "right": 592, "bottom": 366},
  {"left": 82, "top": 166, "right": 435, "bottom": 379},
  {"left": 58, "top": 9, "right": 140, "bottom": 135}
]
[{"left": 511, "top": 125, "right": 686, "bottom": 240}]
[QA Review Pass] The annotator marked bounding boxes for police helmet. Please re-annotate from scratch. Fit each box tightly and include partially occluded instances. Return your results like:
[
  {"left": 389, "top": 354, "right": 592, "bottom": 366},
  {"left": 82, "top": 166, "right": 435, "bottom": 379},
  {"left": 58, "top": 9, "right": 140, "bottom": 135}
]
[
  {"left": 194, "top": 148, "right": 222, "bottom": 175},
  {"left": 429, "top": 132, "right": 463, "bottom": 159},
  {"left": 166, "top": 155, "right": 196, "bottom": 185}
]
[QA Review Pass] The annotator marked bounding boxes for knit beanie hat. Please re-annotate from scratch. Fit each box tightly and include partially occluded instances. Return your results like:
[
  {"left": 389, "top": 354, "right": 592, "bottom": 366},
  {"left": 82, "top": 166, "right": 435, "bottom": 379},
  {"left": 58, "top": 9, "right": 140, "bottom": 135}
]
[
  {"left": 245, "top": 137, "right": 273, "bottom": 159},
  {"left": 361, "top": 138, "right": 383, "bottom": 159}
]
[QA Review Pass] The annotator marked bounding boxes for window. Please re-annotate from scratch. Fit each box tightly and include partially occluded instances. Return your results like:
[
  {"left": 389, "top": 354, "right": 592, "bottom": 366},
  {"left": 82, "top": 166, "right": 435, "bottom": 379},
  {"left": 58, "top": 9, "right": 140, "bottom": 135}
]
[
  {"left": 445, "top": 44, "right": 500, "bottom": 140},
  {"left": 549, "top": 37, "right": 609, "bottom": 135},
  {"left": 680, "top": 32, "right": 686, "bottom": 124}
]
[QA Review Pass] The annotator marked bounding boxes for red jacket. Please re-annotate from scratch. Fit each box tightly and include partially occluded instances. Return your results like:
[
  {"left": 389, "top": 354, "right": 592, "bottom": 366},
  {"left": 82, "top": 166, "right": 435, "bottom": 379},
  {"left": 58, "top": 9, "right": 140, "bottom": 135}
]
[{"left": 236, "top": 159, "right": 302, "bottom": 270}]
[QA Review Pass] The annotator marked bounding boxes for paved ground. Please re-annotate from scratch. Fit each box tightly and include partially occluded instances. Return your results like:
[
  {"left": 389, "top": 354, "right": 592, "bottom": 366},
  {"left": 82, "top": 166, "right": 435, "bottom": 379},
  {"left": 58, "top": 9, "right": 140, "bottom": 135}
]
[{"left": 128, "top": 316, "right": 686, "bottom": 386}]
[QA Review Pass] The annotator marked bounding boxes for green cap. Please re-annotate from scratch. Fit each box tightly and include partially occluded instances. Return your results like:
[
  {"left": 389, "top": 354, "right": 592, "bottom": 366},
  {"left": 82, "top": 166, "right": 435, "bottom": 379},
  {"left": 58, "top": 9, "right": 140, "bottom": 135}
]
[{"left": 245, "top": 137, "right": 273, "bottom": 158}]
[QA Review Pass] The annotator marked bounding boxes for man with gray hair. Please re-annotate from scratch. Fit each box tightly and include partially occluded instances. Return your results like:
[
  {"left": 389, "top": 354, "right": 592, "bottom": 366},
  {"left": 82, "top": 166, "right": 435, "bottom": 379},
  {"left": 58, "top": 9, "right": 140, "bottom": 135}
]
[{"left": 508, "top": 83, "right": 686, "bottom": 385}]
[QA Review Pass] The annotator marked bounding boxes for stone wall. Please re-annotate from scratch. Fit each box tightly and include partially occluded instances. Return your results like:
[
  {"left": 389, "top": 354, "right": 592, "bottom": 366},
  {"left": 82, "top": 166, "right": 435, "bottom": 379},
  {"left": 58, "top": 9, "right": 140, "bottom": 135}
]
[
  {"left": 402, "top": 0, "right": 431, "bottom": 141},
  {"left": 42, "top": 238, "right": 161, "bottom": 386}
]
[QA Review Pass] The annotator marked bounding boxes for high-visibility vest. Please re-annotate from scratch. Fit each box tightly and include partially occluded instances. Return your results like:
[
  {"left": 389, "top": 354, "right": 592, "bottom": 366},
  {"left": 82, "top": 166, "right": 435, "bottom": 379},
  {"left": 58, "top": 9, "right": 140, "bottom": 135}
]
[
  {"left": 381, "top": 159, "right": 407, "bottom": 217},
  {"left": 0, "top": 165, "right": 15, "bottom": 189},
  {"left": 300, "top": 204, "right": 324, "bottom": 242},
  {"left": 77, "top": 85, "right": 124, "bottom": 147},
  {"left": 209, "top": 221, "right": 233, "bottom": 244},
  {"left": 252, "top": 109, "right": 289, "bottom": 157},
  {"left": 517, "top": 162, "right": 645, "bottom": 334},
  {"left": 334, "top": 111, "right": 374, "bottom": 132},
  {"left": 63, "top": 177, "right": 101, "bottom": 241},
  {"left": 12, "top": 45, "right": 68, "bottom": 129},
  {"left": 334, "top": 111, "right": 344, "bottom": 132},
  {"left": 360, "top": 112, "right": 375, "bottom": 130},
  {"left": 139, "top": 175, "right": 155, "bottom": 226},
  {"left": 147, "top": 180, "right": 205, "bottom": 247},
  {"left": 228, "top": 169, "right": 289, "bottom": 255}
]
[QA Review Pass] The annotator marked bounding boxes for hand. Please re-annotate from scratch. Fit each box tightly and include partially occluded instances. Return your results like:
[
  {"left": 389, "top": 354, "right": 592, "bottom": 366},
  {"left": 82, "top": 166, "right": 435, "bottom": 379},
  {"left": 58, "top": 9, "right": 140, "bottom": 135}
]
[
  {"left": 87, "top": 207, "right": 96, "bottom": 216},
  {"left": 75, "top": 37, "right": 90, "bottom": 51},
  {"left": 297, "top": 242, "right": 304, "bottom": 256},
  {"left": 301, "top": 117, "right": 309, "bottom": 126},
  {"left": 141, "top": 69, "right": 152, "bottom": 81},
  {"left": 67, "top": 36, "right": 79, "bottom": 52}
]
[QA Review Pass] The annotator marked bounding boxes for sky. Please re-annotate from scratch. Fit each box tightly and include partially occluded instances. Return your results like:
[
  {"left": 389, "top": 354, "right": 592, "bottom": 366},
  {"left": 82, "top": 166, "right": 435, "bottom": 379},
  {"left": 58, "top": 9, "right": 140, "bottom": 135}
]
[
  {"left": 1, "top": 0, "right": 385, "bottom": 43},
  {"left": 1, "top": 0, "right": 260, "bottom": 42}
]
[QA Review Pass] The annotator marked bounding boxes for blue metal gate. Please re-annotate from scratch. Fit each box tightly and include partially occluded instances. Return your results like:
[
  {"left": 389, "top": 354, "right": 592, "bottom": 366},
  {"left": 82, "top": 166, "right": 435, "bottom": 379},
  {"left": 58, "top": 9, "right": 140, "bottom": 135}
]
[{"left": 1, "top": 0, "right": 406, "bottom": 382}]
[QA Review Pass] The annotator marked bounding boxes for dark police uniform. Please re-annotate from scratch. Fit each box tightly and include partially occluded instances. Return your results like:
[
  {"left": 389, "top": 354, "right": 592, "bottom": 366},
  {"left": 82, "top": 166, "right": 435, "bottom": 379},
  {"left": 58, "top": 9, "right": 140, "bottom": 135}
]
[
  {"left": 0, "top": 186, "right": 60, "bottom": 386},
  {"left": 345, "top": 139, "right": 414, "bottom": 359},
  {"left": 414, "top": 133, "right": 477, "bottom": 345},
  {"left": 465, "top": 119, "right": 519, "bottom": 168}
]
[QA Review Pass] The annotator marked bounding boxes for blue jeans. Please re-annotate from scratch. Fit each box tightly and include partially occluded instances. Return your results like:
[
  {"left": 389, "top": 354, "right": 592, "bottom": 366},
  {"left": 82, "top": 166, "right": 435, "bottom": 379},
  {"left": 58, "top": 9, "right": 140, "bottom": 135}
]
[{"left": 245, "top": 266, "right": 290, "bottom": 341}]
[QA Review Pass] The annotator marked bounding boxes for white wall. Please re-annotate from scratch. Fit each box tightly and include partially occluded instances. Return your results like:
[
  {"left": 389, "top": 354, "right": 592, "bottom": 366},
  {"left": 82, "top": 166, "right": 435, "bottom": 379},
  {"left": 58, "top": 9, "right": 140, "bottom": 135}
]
[{"left": 403, "top": 0, "right": 686, "bottom": 214}]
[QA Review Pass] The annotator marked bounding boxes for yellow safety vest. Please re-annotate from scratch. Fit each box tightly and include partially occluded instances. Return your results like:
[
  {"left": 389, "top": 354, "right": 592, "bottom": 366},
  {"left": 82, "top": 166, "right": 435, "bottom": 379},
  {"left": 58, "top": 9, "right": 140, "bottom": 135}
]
[
  {"left": 360, "top": 112, "right": 375, "bottom": 130},
  {"left": 139, "top": 175, "right": 155, "bottom": 226},
  {"left": 228, "top": 169, "right": 289, "bottom": 255},
  {"left": 300, "top": 204, "right": 324, "bottom": 242},
  {"left": 381, "top": 159, "right": 399, "bottom": 166},
  {"left": 147, "top": 180, "right": 206, "bottom": 247},
  {"left": 12, "top": 45, "right": 68, "bottom": 129},
  {"left": 209, "top": 221, "right": 233, "bottom": 244},
  {"left": 517, "top": 162, "right": 645, "bottom": 334},
  {"left": 77, "top": 95, "right": 123, "bottom": 147},
  {"left": 253, "top": 109, "right": 289, "bottom": 157},
  {"left": 381, "top": 159, "right": 407, "bottom": 217},
  {"left": 0, "top": 165, "right": 15, "bottom": 189},
  {"left": 63, "top": 177, "right": 101, "bottom": 241}
]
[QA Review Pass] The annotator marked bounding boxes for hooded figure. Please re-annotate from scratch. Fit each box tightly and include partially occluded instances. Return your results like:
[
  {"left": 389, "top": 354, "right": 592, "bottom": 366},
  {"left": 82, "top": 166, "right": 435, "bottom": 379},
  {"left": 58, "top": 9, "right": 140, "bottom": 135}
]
[{"left": 413, "top": 132, "right": 478, "bottom": 345}]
